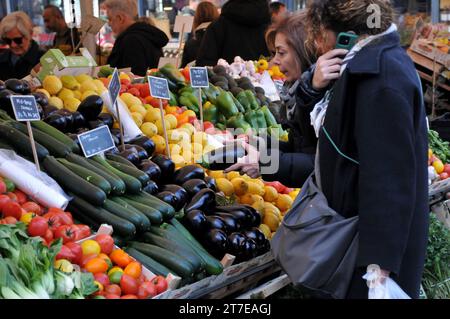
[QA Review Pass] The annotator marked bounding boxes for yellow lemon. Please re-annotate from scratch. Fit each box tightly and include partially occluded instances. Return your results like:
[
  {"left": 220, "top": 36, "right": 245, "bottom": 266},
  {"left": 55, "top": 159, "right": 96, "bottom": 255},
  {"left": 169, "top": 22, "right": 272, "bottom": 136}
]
[
  {"left": 276, "top": 194, "right": 294, "bottom": 212},
  {"left": 247, "top": 181, "right": 265, "bottom": 196},
  {"left": 81, "top": 90, "right": 97, "bottom": 101},
  {"left": 151, "top": 135, "right": 166, "bottom": 154},
  {"left": 226, "top": 171, "right": 241, "bottom": 181},
  {"left": 64, "top": 97, "right": 81, "bottom": 112},
  {"left": 155, "top": 118, "right": 172, "bottom": 134},
  {"left": 129, "top": 104, "right": 147, "bottom": 117},
  {"left": 140, "top": 122, "right": 158, "bottom": 137},
  {"left": 253, "top": 179, "right": 265, "bottom": 189},
  {"left": 43, "top": 75, "right": 63, "bottom": 95},
  {"left": 216, "top": 178, "right": 234, "bottom": 196},
  {"left": 192, "top": 142, "right": 203, "bottom": 155},
  {"left": 119, "top": 72, "right": 130, "bottom": 81},
  {"left": 172, "top": 154, "right": 186, "bottom": 167},
  {"left": 49, "top": 96, "right": 64, "bottom": 109},
  {"left": 144, "top": 108, "right": 162, "bottom": 122},
  {"left": 93, "top": 79, "right": 106, "bottom": 94},
  {"left": 183, "top": 110, "right": 196, "bottom": 118},
  {"left": 239, "top": 193, "right": 254, "bottom": 205},
  {"left": 192, "top": 131, "right": 208, "bottom": 146},
  {"left": 60, "top": 75, "right": 80, "bottom": 90},
  {"left": 182, "top": 150, "right": 194, "bottom": 164},
  {"left": 263, "top": 213, "right": 280, "bottom": 232},
  {"left": 131, "top": 112, "right": 144, "bottom": 127},
  {"left": 231, "top": 177, "right": 248, "bottom": 196},
  {"left": 259, "top": 224, "right": 272, "bottom": 239},
  {"left": 169, "top": 143, "right": 182, "bottom": 155},
  {"left": 207, "top": 170, "right": 225, "bottom": 180},
  {"left": 180, "top": 123, "right": 195, "bottom": 136},
  {"left": 263, "top": 202, "right": 281, "bottom": 219},
  {"left": 57, "top": 88, "right": 74, "bottom": 101},
  {"left": 164, "top": 114, "right": 178, "bottom": 130},
  {"left": 72, "top": 90, "right": 82, "bottom": 100},
  {"left": 75, "top": 74, "right": 93, "bottom": 84},
  {"left": 263, "top": 186, "right": 279, "bottom": 202},
  {"left": 80, "top": 80, "right": 98, "bottom": 93},
  {"left": 36, "top": 88, "right": 50, "bottom": 99}
]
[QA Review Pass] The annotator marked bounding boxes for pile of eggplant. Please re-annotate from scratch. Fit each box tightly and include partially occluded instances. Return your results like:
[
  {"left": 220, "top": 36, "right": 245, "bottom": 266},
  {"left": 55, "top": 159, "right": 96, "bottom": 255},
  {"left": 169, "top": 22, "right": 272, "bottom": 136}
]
[{"left": 0, "top": 79, "right": 34, "bottom": 115}]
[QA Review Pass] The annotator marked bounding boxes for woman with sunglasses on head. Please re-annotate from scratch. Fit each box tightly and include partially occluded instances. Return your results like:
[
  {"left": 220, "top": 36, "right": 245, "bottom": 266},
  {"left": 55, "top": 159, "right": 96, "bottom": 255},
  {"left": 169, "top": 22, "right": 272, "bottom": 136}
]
[{"left": 0, "top": 11, "right": 45, "bottom": 81}]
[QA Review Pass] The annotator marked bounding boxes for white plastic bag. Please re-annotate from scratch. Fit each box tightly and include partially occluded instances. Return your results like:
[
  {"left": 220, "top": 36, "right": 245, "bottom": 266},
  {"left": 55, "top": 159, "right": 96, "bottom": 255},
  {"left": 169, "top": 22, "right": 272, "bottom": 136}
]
[{"left": 363, "top": 264, "right": 411, "bottom": 299}]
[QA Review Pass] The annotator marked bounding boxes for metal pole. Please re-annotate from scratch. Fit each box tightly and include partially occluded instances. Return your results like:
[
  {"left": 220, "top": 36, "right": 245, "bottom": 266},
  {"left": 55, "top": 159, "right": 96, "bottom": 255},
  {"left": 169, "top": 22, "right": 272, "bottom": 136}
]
[
  {"left": 6, "top": 0, "right": 12, "bottom": 14},
  {"left": 431, "top": 0, "right": 440, "bottom": 23}
]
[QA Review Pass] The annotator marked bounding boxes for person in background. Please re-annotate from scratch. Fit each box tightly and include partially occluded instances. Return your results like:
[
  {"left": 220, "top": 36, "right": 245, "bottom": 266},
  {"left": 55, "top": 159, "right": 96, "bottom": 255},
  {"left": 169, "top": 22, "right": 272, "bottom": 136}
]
[
  {"left": 196, "top": 0, "right": 271, "bottom": 66},
  {"left": 42, "top": 4, "right": 80, "bottom": 55},
  {"left": 0, "top": 11, "right": 45, "bottom": 80},
  {"left": 305, "top": 0, "right": 428, "bottom": 299},
  {"left": 181, "top": 0, "right": 200, "bottom": 16},
  {"left": 104, "top": 0, "right": 169, "bottom": 76},
  {"left": 269, "top": 1, "right": 288, "bottom": 24},
  {"left": 181, "top": 1, "right": 219, "bottom": 67}
]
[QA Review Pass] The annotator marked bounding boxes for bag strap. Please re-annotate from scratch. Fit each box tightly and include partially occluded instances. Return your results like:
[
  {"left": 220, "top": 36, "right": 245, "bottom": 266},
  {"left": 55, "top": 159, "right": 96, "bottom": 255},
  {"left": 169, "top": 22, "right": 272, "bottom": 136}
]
[{"left": 322, "top": 127, "right": 360, "bottom": 165}]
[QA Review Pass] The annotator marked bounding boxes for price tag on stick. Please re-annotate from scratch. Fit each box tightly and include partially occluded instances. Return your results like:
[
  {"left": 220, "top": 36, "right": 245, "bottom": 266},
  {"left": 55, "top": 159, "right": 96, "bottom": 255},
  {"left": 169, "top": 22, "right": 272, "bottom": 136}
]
[
  {"left": 174, "top": 15, "right": 194, "bottom": 68},
  {"left": 148, "top": 76, "right": 171, "bottom": 158},
  {"left": 10, "top": 95, "right": 41, "bottom": 170},
  {"left": 108, "top": 68, "right": 125, "bottom": 150},
  {"left": 77, "top": 125, "right": 116, "bottom": 158},
  {"left": 190, "top": 67, "right": 209, "bottom": 131}
]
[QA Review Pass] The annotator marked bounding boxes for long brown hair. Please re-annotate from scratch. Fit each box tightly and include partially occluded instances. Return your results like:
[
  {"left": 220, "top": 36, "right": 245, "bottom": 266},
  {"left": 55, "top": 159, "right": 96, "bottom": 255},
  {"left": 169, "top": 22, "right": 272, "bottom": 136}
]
[
  {"left": 265, "top": 11, "right": 314, "bottom": 74},
  {"left": 193, "top": 1, "right": 219, "bottom": 32}
]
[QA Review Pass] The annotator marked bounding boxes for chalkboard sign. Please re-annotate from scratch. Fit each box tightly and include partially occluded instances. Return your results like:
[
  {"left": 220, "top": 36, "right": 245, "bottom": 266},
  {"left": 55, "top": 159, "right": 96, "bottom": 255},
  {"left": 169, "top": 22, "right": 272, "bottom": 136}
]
[
  {"left": 148, "top": 76, "right": 170, "bottom": 100},
  {"left": 190, "top": 67, "right": 209, "bottom": 88},
  {"left": 77, "top": 125, "right": 115, "bottom": 158},
  {"left": 10, "top": 95, "right": 40, "bottom": 121},
  {"left": 108, "top": 68, "right": 120, "bottom": 105}
]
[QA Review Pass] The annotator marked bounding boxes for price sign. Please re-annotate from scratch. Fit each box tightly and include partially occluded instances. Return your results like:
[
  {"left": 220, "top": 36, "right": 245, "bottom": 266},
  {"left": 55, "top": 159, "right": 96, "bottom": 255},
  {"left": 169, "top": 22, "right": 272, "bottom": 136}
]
[
  {"left": 77, "top": 125, "right": 115, "bottom": 158},
  {"left": 148, "top": 76, "right": 170, "bottom": 100},
  {"left": 10, "top": 95, "right": 40, "bottom": 121},
  {"left": 190, "top": 67, "right": 209, "bottom": 88},
  {"left": 108, "top": 68, "right": 120, "bottom": 105},
  {"left": 174, "top": 15, "right": 194, "bottom": 33}
]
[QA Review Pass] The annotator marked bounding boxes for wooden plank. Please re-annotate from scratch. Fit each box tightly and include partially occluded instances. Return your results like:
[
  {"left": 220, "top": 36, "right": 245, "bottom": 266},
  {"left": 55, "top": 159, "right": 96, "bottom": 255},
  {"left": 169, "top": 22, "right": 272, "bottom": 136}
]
[
  {"left": 235, "top": 274, "right": 291, "bottom": 299},
  {"left": 417, "top": 70, "right": 450, "bottom": 91},
  {"left": 407, "top": 49, "right": 445, "bottom": 73}
]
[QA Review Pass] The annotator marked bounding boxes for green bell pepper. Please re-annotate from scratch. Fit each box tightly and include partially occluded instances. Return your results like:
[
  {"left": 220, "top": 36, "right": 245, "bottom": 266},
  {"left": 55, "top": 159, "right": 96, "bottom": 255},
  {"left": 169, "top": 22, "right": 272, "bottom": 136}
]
[
  {"left": 245, "top": 90, "right": 260, "bottom": 110},
  {"left": 230, "top": 93, "right": 245, "bottom": 113},
  {"left": 261, "top": 105, "right": 278, "bottom": 127},
  {"left": 204, "top": 84, "right": 221, "bottom": 104},
  {"left": 216, "top": 91, "right": 239, "bottom": 118},
  {"left": 237, "top": 91, "right": 251, "bottom": 112},
  {"left": 203, "top": 102, "right": 218, "bottom": 124},
  {"left": 244, "top": 111, "right": 259, "bottom": 130},
  {"left": 159, "top": 63, "right": 186, "bottom": 83},
  {"left": 179, "top": 93, "right": 199, "bottom": 114},
  {"left": 169, "top": 91, "right": 178, "bottom": 106},
  {"left": 226, "top": 113, "right": 251, "bottom": 132},
  {"left": 255, "top": 109, "right": 267, "bottom": 129}
]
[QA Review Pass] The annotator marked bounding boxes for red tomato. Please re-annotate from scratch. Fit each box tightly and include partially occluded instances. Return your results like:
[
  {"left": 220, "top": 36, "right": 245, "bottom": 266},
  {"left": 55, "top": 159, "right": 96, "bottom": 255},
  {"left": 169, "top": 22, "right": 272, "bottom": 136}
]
[
  {"left": 444, "top": 164, "right": 450, "bottom": 175},
  {"left": 0, "top": 180, "right": 6, "bottom": 193},
  {"left": 80, "top": 253, "right": 98, "bottom": 268},
  {"left": 120, "top": 274, "right": 138, "bottom": 295},
  {"left": 56, "top": 245, "right": 76, "bottom": 262},
  {"left": 440, "top": 172, "right": 449, "bottom": 180},
  {"left": 0, "top": 195, "right": 11, "bottom": 211},
  {"left": 105, "top": 284, "right": 121, "bottom": 296},
  {"left": 27, "top": 216, "right": 49, "bottom": 237},
  {"left": 95, "top": 234, "right": 114, "bottom": 254},
  {"left": 21, "top": 202, "right": 43, "bottom": 215},
  {"left": 3, "top": 216, "right": 17, "bottom": 224},
  {"left": 65, "top": 242, "right": 83, "bottom": 265},
  {"left": 13, "top": 190, "right": 27, "bottom": 204},
  {"left": 203, "top": 121, "right": 214, "bottom": 131},
  {"left": 54, "top": 225, "right": 77, "bottom": 243},
  {"left": 2, "top": 201, "right": 22, "bottom": 219},
  {"left": 94, "top": 273, "right": 110, "bottom": 287},
  {"left": 6, "top": 192, "right": 17, "bottom": 202},
  {"left": 105, "top": 294, "right": 121, "bottom": 299},
  {"left": 127, "top": 87, "right": 140, "bottom": 97},
  {"left": 152, "top": 275, "right": 168, "bottom": 294},
  {"left": 120, "top": 78, "right": 131, "bottom": 86},
  {"left": 43, "top": 229, "right": 54, "bottom": 244},
  {"left": 45, "top": 215, "right": 63, "bottom": 232},
  {"left": 138, "top": 84, "right": 150, "bottom": 98},
  {"left": 73, "top": 224, "right": 91, "bottom": 240},
  {"left": 121, "top": 294, "right": 138, "bottom": 299},
  {"left": 137, "top": 281, "right": 157, "bottom": 299}
]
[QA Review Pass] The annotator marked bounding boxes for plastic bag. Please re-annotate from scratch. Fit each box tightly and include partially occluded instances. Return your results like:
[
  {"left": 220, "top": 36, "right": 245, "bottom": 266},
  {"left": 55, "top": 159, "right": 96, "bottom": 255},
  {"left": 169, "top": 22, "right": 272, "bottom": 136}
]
[
  {"left": 363, "top": 264, "right": 411, "bottom": 299},
  {"left": 0, "top": 149, "right": 70, "bottom": 209}
]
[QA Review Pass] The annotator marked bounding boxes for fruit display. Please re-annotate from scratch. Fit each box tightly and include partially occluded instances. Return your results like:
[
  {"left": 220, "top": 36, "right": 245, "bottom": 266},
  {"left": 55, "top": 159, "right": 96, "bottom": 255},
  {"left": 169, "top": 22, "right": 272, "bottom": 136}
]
[
  {"left": 428, "top": 130, "right": 450, "bottom": 184},
  {"left": 216, "top": 56, "right": 286, "bottom": 82}
]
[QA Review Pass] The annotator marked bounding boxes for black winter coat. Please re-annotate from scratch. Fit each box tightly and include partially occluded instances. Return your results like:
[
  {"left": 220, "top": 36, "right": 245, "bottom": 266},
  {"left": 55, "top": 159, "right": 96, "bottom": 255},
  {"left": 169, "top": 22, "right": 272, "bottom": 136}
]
[
  {"left": 0, "top": 40, "right": 45, "bottom": 81},
  {"left": 107, "top": 22, "right": 169, "bottom": 76},
  {"left": 181, "top": 27, "right": 207, "bottom": 67},
  {"left": 317, "top": 32, "right": 428, "bottom": 298},
  {"left": 196, "top": 0, "right": 270, "bottom": 66}
]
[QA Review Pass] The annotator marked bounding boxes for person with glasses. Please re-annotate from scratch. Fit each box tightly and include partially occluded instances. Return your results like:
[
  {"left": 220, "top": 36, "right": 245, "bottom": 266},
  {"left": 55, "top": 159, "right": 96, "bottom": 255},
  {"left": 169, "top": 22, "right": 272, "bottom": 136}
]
[{"left": 0, "top": 11, "right": 45, "bottom": 81}]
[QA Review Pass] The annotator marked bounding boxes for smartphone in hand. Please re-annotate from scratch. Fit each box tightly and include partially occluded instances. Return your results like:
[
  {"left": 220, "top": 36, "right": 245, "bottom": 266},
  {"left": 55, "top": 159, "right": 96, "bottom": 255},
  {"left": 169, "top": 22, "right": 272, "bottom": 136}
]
[{"left": 335, "top": 32, "right": 358, "bottom": 50}]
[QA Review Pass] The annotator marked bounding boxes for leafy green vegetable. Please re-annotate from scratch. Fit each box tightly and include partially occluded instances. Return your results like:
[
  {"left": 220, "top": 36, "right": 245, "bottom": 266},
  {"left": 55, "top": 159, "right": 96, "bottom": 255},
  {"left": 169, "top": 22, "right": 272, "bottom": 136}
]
[{"left": 429, "top": 130, "right": 450, "bottom": 163}]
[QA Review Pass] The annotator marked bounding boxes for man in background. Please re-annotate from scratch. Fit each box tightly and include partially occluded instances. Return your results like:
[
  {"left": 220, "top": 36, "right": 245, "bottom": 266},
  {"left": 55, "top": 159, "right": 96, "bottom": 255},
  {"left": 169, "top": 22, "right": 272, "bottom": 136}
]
[{"left": 269, "top": 2, "right": 288, "bottom": 24}]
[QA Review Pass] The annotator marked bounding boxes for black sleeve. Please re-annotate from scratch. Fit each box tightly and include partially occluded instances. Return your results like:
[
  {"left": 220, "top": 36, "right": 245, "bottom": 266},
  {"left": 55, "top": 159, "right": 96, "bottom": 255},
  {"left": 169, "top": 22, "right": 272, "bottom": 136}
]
[
  {"left": 354, "top": 88, "right": 418, "bottom": 275},
  {"left": 120, "top": 35, "right": 151, "bottom": 76},
  {"left": 196, "top": 22, "right": 220, "bottom": 67},
  {"left": 296, "top": 64, "right": 327, "bottom": 109}
]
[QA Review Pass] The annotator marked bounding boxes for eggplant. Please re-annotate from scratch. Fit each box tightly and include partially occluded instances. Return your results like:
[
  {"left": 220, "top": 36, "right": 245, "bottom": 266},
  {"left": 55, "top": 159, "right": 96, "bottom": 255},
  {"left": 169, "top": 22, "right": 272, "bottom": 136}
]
[
  {"left": 204, "top": 176, "right": 217, "bottom": 192},
  {"left": 228, "top": 232, "right": 247, "bottom": 258},
  {"left": 5, "top": 78, "right": 23, "bottom": 94},
  {"left": 88, "top": 119, "right": 105, "bottom": 130},
  {"left": 216, "top": 206, "right": 253, "bottom": 228},
  {"left": 0, "top": 89, "right": 14, "bottom": 116},
  {"left": 185, "top": 188, "right": 216, "bottom": 213},
  {"left": 31, "top": 92, "right": 49, "bottom": 107},
  {"left": 206, "top": 215, "right": 227, "bottom": 232},
  {"left": 119, "top": 149, "right": 140, "bottom": 166},
  {"left": 128, "top": 135, "right": 155, "bottom": 157},
  {"left": 43, "top": 104, "right": 59, "bottom": 117},
  {"left": 203, "top": 229, "right": 228, "bottom": 259},
  {"left": 110, "top": 128, "right": 122, "bottom": 145},
  {"left": 139, "top": 160, "right": 161, "bottom": 181},
  {"left": 142, "top": 180, "right": 159, "bottom": 195},
  {"left": 258, "top": 238, "right": 271, "bottom": 255},
  {"left": 124, "top": 144, "right": 148, "bottom": 161},
  {"left": 36, "top": 104, "right": 44, "bottom": 120},
  {"left": 156, "top": 191, "right": 179, "bottom": 210},
  {"left": 183, "top": 210, "right": 208, "bottom": 234},
  {"left": 45, "top": 113, "right": 67, "bottom": 132},
  {"left": 181, "top": 179, "right": 208, "bottom": 198},
  {"left": 173, "top": 165, "right": 205, "bottom": 185},
  {"left": 72, "top": 111, "right": 86, "bottom": 130},
  {"left": 160, "top": 184, "right": 188, "bottom": 210},
  {"left": 151, "top": 154, "right": 175, "bottom": 183},
  {"left": 243, "top": 228, "right": 266, "bottom": 247},
  {"left": 20, "top": 80, "right": 31, "bottom": 94},
  {"left": 54, "top": 109, "right": 74, "bottom": 132},
  {"left": 77, "top": 94, "right": 103, "bottom": 120},
  {"left": 216, "top": 213, "right": 240, "bottom": 233},
  {"left": 201, "top": 142, "right": 246, "bottom": 170},
  {"left": 239, "top": 238, "right": 258, "bottom": 261},
  {"left": 97, "top": 113, "right": 114, "bottom": 129},
  {"left": 0, "top": 80, "right": 5, "bottom": 91}
]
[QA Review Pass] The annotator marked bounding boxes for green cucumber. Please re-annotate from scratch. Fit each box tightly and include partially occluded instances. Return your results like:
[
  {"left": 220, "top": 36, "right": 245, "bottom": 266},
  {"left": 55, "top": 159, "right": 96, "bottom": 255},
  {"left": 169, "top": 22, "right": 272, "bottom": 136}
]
[
  {"left": 124, "top": 247, "right": 174, "bottom": 277},
  {"left": 66, "top": 153, "right": 126, "bottom": 195},
  {"left": 31, "top": 120, "right": 80, "bottom": 153},
  {"left": 105, "top": 154, "right": 136, "bottom": 167},
  {"left": 57, "top": 158, "right": 111, "bottom": 195},
  {"left": 9, "top": 121, "right": 71, "bottom": 158},
  {"left": 106, "top": 159, "right": 149, "bottom": 187},
  {"left": 126, "top": 192, "right": 175, "bottom": 221},
  {"left": 103, "top": 199, "right": 151, "bottom": 233},
  {"left": 92, "top": 155, "right": 142, "bottom": 194},
  {"left": 128, "top": 241, "right": 195, "bottom": 279},
  {"left": 43, "top": 156, "right": 106, "bottom": 206},
  {"left": 0, "top": 123, "right": 49, "bottom": 160},
  {"left": 118, "top": 196, "right": 163, "bottom": 225},
  {"left": 68, "top": 195, "right": 136, "bottom": 239}
]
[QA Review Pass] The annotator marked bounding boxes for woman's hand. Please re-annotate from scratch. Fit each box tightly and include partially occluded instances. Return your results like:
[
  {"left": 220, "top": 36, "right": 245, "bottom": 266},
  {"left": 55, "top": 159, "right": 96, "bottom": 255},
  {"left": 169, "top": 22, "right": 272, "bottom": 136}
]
[
  {"left": 312, "top": 49, "right": 349, "bottom": 90},
  {"left": 224, "top": 141, "right": 261, "bottom": 179}
]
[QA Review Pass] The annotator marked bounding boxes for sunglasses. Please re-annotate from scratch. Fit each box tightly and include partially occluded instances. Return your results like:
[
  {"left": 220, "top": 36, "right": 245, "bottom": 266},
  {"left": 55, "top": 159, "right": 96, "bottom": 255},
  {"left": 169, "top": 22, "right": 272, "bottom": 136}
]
[{"left": 2, "top": 37, "right": 24, "bottom": 45}]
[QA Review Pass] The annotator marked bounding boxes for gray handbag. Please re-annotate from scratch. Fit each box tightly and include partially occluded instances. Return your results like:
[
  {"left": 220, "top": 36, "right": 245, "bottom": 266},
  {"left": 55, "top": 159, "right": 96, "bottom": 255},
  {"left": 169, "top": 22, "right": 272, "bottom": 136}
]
[{"left": 271, "top": 129, "right": 359, "bottom": 299}]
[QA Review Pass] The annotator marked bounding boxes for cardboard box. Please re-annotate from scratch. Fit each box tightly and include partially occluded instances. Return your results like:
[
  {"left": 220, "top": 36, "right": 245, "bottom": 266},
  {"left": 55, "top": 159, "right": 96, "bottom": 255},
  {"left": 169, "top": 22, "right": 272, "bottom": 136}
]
[{"left": 410, "top": 24, "right": 450, "bottom": 69}]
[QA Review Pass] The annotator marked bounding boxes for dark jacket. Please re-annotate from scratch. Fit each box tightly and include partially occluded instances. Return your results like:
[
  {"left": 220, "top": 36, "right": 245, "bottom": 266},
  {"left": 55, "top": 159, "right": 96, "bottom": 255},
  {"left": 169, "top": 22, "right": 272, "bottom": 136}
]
[
  {"left": 181, "top": 25, "right": 209, "bottom": 67},
  {"left": 107, "top": 22, "right": 169, "bottom": 76},
  {"left": 317, "top": 32, "right": 428, "bottom": 299},
  {"left": 0, "top": 40, "right": 45, "bottom": 81},
  {"left": 196, "top": 0, "right": 270, "bottom": 66}
]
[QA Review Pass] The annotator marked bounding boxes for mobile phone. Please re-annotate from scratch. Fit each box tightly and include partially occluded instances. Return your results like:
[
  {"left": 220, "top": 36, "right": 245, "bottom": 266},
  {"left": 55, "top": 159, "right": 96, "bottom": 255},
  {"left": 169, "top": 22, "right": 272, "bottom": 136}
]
[{"left": 335, "top": 32, "right": 359, "bottom": 50}]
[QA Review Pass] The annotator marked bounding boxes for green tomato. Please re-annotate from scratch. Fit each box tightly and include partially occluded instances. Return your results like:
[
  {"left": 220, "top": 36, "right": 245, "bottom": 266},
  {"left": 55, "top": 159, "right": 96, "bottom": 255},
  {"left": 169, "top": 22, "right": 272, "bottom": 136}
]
[{"left": 109, "top": 270, "right": 123, "bottom": 284}]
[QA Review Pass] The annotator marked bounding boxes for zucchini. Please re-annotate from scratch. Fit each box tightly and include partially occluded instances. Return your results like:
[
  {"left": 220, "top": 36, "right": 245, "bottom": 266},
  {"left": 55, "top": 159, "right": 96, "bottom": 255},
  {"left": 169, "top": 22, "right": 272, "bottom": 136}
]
[
  {"left": 68, "top": 202, "right": 101, "bottom": 230},
  {"left": 128, "top": 241, "right": 195, "bottom": 279},
  {"left": 69, "top": 194, "right": 136, "bottom": 239},
  {"left": 9, "top": 121, "right": 71, "bottom": 158},
  {"left": 0, "top": 140, "right": 13, "bottom": 150},
  {"left": 118, "top": 196, "right": 163, "bottom": 225},
  {"left": 107, "top": 159, "right": 150, "bottom": 187},
  {"left": 66, "top": 153, "right": 126, "bottom": 195},
  {"left": 92, "top": 155, "right": 142, "bottom": 194},
  {"left": 126, "top": 192, "right": 175, "bottom": 221},
  {"left": 31, "top": 120, "right": 80, "bottom": 153},
  {"left": 0, "top": 123, "right": 49, "bottom": 160},
  {"left": 103, "top": 198, "right": 151, "bottom": 233},
  {"left": 169, "top": 218, "right": 223, "bottom": 275},
  {"left": 43, "top": 156, "right": 107, "bottom": 206},
  {"left": 140, "top": 231, "right": 204, "bottom": 273},
  {"left": 105, "top": 154, "right": 136, "bottom": 167},
  {"left": 124, "top": 247, "right": 174, "bottom": 277},
  {"left": 57, "top": 158, "right": 111, "bottom": 195}
]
